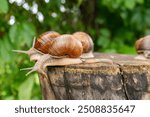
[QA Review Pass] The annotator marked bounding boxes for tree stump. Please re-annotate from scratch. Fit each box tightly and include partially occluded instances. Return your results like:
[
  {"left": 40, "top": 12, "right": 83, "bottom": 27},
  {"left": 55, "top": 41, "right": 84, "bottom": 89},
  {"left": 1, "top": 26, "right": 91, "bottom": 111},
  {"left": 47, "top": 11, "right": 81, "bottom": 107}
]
[{"left": 38, "top": 53, "right": 150, "bottom": 100}]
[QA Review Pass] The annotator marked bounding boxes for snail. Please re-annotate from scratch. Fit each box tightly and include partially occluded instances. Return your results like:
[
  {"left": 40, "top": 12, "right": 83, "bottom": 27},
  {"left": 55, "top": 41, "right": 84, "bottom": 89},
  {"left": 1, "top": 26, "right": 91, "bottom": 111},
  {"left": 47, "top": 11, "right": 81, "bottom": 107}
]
[
  {"left": 14, "top": 31, "right": 113, "bottom": 78},
  {"left": 12, "top": 31, "right": 61, "bottom": 61},
  {"left": 135, "top": 35, "right": 150, "bottom": 60}
]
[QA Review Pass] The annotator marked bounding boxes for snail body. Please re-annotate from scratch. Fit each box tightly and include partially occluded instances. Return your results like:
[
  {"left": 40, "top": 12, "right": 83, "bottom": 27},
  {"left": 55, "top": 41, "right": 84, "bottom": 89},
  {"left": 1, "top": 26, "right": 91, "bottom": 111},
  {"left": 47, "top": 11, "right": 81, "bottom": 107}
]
[{"left": 135, "top": 35, "right": 150, "bottom": 59}]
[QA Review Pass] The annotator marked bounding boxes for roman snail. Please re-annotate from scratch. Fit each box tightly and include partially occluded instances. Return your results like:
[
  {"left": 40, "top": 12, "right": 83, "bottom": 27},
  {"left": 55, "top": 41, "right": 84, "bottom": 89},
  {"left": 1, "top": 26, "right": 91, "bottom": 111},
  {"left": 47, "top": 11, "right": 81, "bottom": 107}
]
[
  {"left": 135, "top": 35, "right": 150, "bottom": 60},
  {"left": 14, "top": 31, "right": 113, "bottom": 78},
  {"left": 12, "top": 31, "right": 61, "bottom": 61}
]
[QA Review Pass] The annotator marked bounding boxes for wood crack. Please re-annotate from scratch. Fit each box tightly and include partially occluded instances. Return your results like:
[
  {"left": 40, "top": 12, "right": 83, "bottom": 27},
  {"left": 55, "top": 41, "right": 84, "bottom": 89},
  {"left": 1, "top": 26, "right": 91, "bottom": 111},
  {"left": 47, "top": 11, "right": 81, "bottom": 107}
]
[{"left": 115, "top": 62, "right": 129, "bottom": 100}]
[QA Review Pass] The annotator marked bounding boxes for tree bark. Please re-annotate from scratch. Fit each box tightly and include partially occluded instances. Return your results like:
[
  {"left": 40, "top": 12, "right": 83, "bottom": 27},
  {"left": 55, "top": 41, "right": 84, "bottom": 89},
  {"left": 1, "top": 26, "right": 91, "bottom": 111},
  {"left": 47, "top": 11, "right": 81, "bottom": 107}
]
[{"left": 38, "top": 53, "right": 150, "bottom": 100}]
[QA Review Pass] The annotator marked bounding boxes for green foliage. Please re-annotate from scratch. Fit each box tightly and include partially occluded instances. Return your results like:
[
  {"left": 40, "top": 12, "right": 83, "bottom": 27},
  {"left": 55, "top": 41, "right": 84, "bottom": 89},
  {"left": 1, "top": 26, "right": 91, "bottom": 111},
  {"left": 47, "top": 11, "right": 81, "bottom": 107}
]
[
  {"left": 9, "top": 22, "right": 36, "bottom": 47},
  {"left": 0, "top": 0, "right": 149, "bottom": 99},
  {"left": 0, "top": 0, "right": 9, "bottom": 13},
  {"left": 18, "top": 76, "right": 34, "bottom": 100}
]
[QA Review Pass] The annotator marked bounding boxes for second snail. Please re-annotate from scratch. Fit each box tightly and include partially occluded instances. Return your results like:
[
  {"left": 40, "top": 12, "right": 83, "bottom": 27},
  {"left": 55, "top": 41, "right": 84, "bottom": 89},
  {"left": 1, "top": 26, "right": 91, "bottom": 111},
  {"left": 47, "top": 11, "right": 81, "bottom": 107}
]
[
  {"left": 135, "top": 35, "right": 150, "bottom": 60},
  {"left": 13, "top": 31, "right": 113, "bottom": 78}
]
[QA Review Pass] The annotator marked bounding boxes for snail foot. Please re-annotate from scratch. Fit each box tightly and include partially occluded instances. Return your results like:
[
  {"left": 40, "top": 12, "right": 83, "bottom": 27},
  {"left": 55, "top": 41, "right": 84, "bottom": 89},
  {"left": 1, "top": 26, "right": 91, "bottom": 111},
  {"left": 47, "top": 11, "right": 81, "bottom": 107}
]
[
  {"left": 80, "top": 51, "right": 94, "bottom": 59},
  {"left": 134, "top": 55, "right": 147, "bottom": 60},
  {"left": 90, "top": 58, "right": 113, "bottom": 64},
  {"left": 80, "top": 58, "right": 113, "bottom": 64}
]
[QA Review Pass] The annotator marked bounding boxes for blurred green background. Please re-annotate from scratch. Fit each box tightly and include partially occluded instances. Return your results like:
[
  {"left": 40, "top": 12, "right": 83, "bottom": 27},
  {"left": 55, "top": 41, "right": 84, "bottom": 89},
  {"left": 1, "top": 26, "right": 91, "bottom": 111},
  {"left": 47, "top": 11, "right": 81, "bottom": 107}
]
[{"left": 0, "top": 0, "right": 149, "bottom": 99}]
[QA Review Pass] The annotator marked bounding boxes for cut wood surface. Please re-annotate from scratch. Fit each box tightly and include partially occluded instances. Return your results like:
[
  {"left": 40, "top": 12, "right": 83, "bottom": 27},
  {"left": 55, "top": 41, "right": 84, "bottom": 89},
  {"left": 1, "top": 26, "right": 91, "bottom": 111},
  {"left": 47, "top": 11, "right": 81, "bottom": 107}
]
[{"left": 38, "top": 53, "right": 150, "bottom": 100}]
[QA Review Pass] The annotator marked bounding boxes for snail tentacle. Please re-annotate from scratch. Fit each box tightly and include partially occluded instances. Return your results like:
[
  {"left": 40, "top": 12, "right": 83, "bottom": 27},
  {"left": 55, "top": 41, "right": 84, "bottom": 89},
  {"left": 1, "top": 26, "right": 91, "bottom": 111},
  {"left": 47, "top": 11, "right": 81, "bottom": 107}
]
[
  {"left": 20, "top": 67, "right": 34, "bottom": 71},
  {"left": 12, "top": 49, "right": 28, "bottom": 54}
]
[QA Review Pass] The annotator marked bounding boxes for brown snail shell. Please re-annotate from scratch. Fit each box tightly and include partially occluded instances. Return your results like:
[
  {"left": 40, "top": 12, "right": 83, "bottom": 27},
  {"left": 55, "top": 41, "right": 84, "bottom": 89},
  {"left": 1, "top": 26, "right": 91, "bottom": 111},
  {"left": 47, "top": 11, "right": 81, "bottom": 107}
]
[
  {"left": 136, "top": 35, "right": 150, "bottom": 52},
  {"left": 72, "top": 32, "right": 94, "bottom": 58},
  {"left": 73, "top": 32, "right": 94, "bottom": 53},
  {"left": 135, "top": 35, "right": 150, "bottom": 59},
  {"left": 34, "top": 31, "right": 60, "bottom": 54},
  {"left": 47, "top": 34, "right": 83, "bottom": 58}
]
